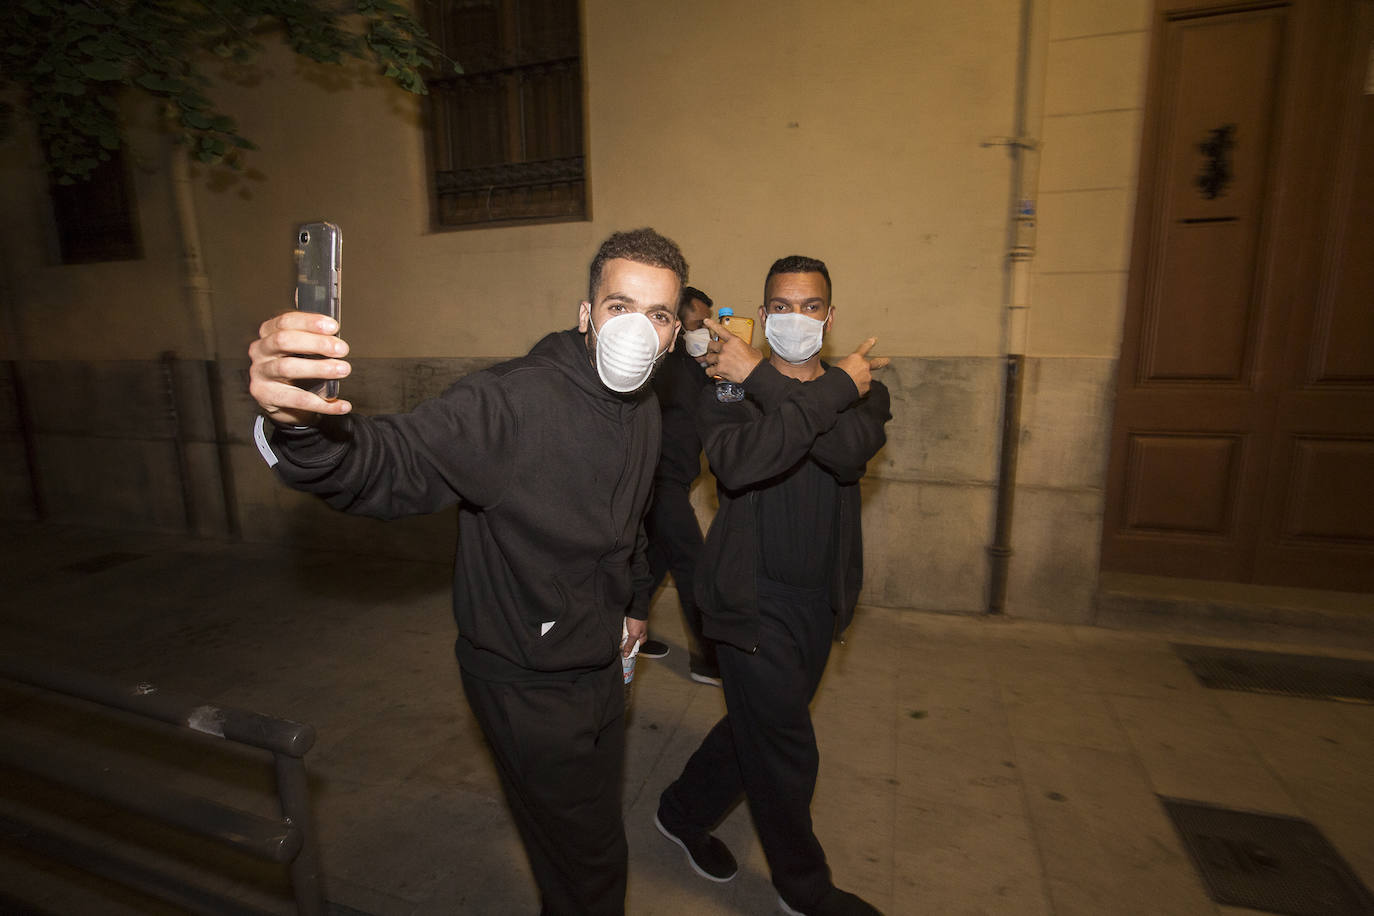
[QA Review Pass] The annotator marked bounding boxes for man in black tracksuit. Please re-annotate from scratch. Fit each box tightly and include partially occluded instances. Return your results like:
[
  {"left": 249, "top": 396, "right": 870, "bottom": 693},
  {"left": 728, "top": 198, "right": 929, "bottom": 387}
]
[
  {"left": 640, "top": 286, "right": 718, "bottom": 681},
  {"left": 654, "top": 256, "right": 891, "bottom": 916},
  {"left": 247, "top": 228, "right": 689, "bottom": 915}
]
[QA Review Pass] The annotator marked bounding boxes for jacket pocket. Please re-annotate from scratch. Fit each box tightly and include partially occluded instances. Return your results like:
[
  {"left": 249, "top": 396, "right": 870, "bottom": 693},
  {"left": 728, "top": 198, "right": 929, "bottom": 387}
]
[{"left": 528, "top": 561, "right": 625, "bottom": 670}]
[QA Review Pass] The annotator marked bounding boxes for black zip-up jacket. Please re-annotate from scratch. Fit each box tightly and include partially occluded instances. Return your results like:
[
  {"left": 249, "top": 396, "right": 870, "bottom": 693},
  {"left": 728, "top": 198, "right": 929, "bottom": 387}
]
[
  {"left": 651, "top": 343, "right": 711, "bottom": 486},
  {"left": 692, "top": 359, "right": 891, "bottom": 652},
  {"left": 266, "top": 329, "right": 659, "bottom": 681}
]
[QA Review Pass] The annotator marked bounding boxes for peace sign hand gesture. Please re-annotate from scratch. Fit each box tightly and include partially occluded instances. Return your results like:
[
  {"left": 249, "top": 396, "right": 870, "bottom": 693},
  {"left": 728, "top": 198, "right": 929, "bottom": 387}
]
[{"left": 833, "top": 338, "right": 889, "bottom": 397}]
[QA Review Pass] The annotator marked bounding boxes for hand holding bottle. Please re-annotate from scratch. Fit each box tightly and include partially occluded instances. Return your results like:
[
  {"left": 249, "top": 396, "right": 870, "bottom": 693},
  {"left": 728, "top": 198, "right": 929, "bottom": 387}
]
[{"left": 701, "top": 316, "right": 764, "bottom": 384}]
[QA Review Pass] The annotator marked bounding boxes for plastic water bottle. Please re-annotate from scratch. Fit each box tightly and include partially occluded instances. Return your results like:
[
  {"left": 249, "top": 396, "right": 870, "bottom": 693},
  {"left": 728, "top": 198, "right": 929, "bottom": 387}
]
[
  {"left": 715, "top": 307, "right": 752, "bottom": 403},
  {"left": 622, "top": 621, "right": 640, "bottom": 708}
]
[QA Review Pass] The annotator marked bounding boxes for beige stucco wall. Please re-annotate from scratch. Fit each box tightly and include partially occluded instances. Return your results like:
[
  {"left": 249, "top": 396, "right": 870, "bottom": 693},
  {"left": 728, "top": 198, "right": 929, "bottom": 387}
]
[
  {"left": 1011, "top": 0, "right": 1151, "bottom": 620},
  {"left": 3, "top": 0, "right": 1024, "bottom": 362},
  {"left": 0, "top": 0, "right": 1156, "bottom": 624},
  {"left": 1033, "top": 0, "right": 1149, "bottom": 359}
]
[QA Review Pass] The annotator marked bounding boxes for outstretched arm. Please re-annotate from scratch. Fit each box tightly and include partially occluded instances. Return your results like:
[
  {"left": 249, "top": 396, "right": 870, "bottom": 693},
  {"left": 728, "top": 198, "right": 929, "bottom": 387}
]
[{"left": 264, "top": 371, "right": 516, "bottom": 520}]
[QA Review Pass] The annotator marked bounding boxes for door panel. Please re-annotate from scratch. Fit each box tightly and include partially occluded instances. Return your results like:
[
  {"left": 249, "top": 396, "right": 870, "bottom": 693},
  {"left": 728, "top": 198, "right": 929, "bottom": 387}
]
[
  {"left": 1308, "top": 12, "right": 1374, "bottom": 384},
  {"left": 1255, "top": 0, "right": 1374, "bottom": 590},
  {"left": 1103, "top": 3, "right": 1292, "bottom": 581},
  {"left": 1147, "top": 223, "right": 1261, "bottom": 379},
  {"left": 1281, "top": 439, "right": 1374, "bottom": 540},
  {"left": 1103, "top": 0, "right": 1374, "bottom": 591},
  {"left": 1124, "top": 434, "right": 1241, "bottom": 534},
  {"left": 1145, "top": 9, "right": 1285, "bottom": 381}
]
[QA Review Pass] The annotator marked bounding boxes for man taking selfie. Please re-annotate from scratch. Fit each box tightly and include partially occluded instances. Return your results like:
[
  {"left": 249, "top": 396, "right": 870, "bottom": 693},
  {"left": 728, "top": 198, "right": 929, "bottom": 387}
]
[{"left": 248, "top": 228, "right": 687, "bottom": 916}]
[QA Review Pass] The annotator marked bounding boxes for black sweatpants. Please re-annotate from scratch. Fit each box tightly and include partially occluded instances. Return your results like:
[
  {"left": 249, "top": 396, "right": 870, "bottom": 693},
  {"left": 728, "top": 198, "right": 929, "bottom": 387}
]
[
  {"left": 461, "top": 660, "right": 627, "bottom": 915},
  {"left": 659, "top": 577, "right": 836, "bottom": 908},
  {"left": 644, "top": 479, "right": 715, "bottom": 672}
]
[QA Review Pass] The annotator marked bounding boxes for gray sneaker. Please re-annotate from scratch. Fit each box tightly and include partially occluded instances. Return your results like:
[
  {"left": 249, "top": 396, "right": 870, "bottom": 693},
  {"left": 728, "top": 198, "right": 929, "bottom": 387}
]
[{"left": 689, "top": 668, "right": 723, "bottom": 686}]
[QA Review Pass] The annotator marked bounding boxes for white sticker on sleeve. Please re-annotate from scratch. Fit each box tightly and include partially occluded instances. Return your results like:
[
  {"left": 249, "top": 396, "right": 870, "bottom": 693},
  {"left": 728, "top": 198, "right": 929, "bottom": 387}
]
[
  {"left": 253, "top": 415, "right": 279, "bottom": 468},
  {"left": 540, "top": 621, "right": 556, "bottom": 636}
]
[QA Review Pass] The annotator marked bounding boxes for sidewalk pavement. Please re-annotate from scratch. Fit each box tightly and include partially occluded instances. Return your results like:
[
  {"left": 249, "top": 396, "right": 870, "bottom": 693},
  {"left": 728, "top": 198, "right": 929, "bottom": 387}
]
[{"left": 1, "top": 520, "right": 1371, "bottom": 915}]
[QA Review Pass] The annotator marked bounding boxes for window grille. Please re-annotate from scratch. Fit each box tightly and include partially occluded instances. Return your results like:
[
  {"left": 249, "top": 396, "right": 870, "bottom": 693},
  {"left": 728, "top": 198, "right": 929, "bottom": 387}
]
[{"left": 425, "top": 0, "right": 586, "bottom": 228}]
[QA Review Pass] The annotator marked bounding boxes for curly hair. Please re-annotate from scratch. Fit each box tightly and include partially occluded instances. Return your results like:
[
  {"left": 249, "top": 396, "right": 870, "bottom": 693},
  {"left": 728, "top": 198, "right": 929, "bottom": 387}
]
[
  {"left": 587, "top": 228, "right": 689, "bottom": 302},
  {"left": 765, "top": 255, "right": 831, "bottom": 299}
]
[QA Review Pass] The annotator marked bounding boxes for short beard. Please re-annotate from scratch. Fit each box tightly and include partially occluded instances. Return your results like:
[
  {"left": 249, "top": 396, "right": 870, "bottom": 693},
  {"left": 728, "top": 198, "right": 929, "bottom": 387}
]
[{"left": 583, "top": 323, "right": 600, "bottom": 371}]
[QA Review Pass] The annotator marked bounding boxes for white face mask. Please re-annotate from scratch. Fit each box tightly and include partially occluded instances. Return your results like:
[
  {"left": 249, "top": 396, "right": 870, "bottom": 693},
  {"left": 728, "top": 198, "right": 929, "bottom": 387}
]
[
  {"left": 589, "top": 311, "right": 667, "bottom": 392},
  {"left": 765, "top": 310, "right": 829, "bottom": 364},
  {"left": 681, "top": 327, "right": 711, "bottom": 358}
]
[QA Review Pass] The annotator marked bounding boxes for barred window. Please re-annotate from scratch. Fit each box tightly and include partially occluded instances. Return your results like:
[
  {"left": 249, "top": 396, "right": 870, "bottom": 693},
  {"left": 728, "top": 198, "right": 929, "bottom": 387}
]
[{"left": 425, "top": 0, "right": 586, "bottom": 229}]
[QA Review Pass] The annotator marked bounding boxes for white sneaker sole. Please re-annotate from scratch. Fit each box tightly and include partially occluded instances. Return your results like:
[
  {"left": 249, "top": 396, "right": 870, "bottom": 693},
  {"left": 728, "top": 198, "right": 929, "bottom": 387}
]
[
  {"left": 689, "top": 672, "right": 723, "bottom": 686},
  {"left": 654, "top": 812, "right": 736, "bottom": 883}
]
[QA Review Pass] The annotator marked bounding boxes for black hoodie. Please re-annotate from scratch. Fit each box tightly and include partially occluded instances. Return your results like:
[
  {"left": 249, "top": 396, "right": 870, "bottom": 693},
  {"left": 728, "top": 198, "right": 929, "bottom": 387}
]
[
  {"left": 692, "top": 360, "right": 890, "bottom": 652},
  {"left": 266, "top": 329, "right": 660, "bottom": 681}
]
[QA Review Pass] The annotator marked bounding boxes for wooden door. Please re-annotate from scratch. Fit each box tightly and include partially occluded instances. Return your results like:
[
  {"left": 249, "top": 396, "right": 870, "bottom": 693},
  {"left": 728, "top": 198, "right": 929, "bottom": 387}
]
[{"left": 1102, "top": 0, "right": 1374, "bottom": 592}]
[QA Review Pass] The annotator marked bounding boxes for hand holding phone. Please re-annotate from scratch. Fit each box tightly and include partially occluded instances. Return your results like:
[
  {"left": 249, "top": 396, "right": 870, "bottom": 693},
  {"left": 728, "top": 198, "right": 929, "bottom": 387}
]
[
  {"left": 293, "top": 221, "right": 342, "bottom": 398},
  {"left": 246, "top": 222, "right": 348, "bottom": 425},
  {"left": 246, "top": 309, "right": 350, "bottom": 426}
]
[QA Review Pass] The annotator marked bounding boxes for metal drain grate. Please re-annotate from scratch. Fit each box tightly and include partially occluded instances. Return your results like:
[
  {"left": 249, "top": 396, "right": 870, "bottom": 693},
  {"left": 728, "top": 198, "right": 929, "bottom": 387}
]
[
  {"left": 1172, "top": 643, "right": 1374, "bottom": 704},
  {"left": 1161, "top": 797, "right": 1374, "bottom": 916},
  {"left": 59, "top": 552, "right": 147, "bottom": 575}
]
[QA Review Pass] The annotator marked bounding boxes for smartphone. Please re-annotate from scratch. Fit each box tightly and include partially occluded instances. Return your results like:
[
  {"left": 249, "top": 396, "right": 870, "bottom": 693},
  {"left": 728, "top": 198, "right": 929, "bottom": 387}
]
[{"left": 293, "top": 221, "right": 342, "bottom": 398}]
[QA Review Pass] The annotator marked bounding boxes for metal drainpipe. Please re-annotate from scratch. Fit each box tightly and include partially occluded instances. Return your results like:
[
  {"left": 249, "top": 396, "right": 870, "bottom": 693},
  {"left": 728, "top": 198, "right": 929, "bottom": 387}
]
[
  {"left": 161, "top": 351, "right": 197, "bottom": 532},
  {"left": 169, "top": 138, "right": 240, "bottom": 539},
  {"left": 984, "top": 0, "right": 1041, "bottom": 615}
]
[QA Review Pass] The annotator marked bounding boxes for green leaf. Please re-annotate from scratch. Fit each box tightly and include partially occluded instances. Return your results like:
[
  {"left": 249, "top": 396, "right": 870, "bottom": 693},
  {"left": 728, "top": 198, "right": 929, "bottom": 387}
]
[
  {"left": 68, "top": 6, "right": 113, "bottom": 26},
  {"left": 103, "top": 39, "right": 135, "bottom": 59},
  {"left": 14, "top": 0, "right": 448, "bottom": 180},
  {"left": 136, "top": 73, "right": 184, "bottom": 93},
  {"left": 80, "top": 60, "right": 126, "bottom": 81}
]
